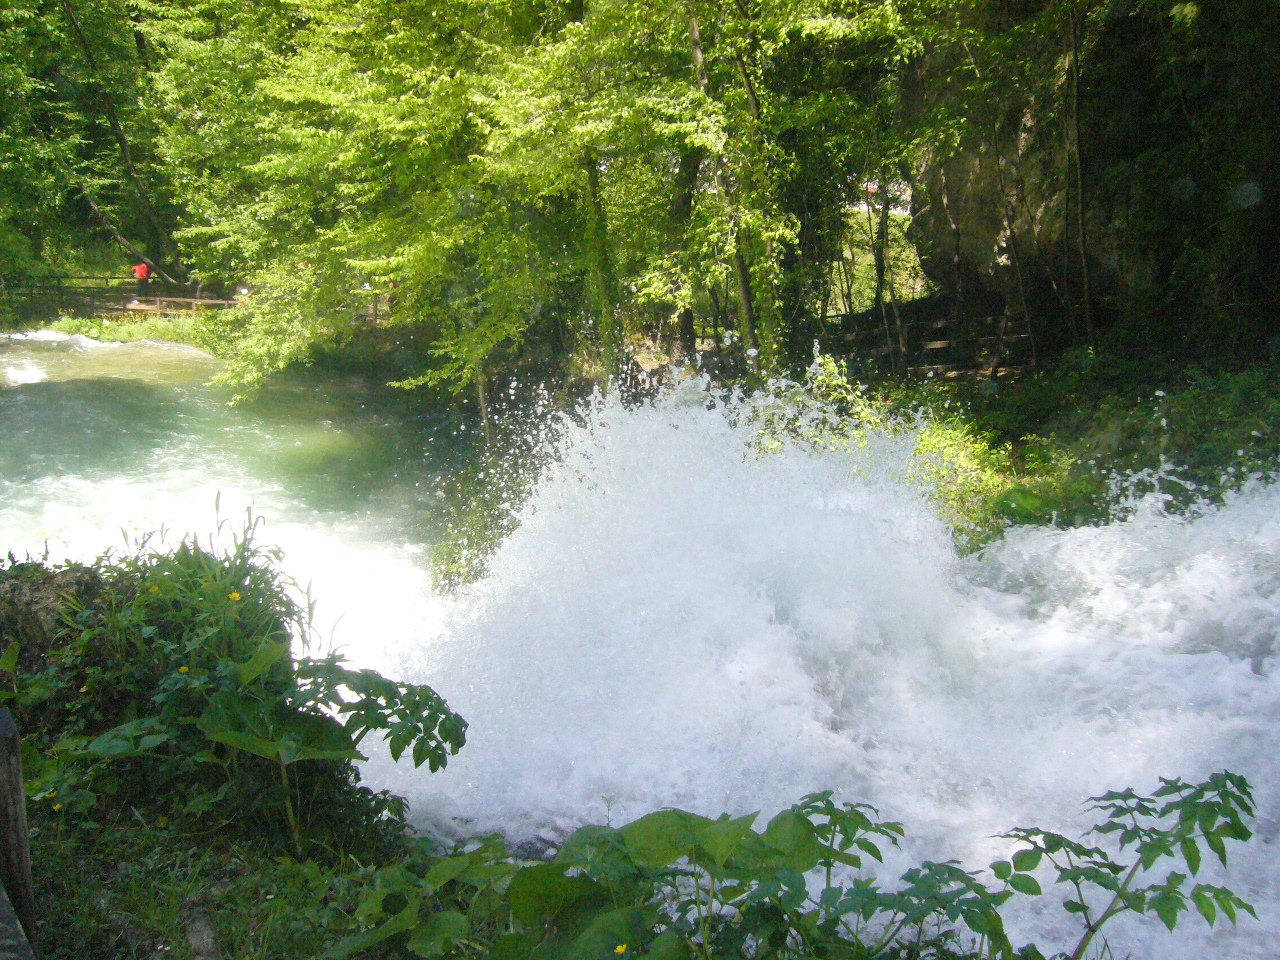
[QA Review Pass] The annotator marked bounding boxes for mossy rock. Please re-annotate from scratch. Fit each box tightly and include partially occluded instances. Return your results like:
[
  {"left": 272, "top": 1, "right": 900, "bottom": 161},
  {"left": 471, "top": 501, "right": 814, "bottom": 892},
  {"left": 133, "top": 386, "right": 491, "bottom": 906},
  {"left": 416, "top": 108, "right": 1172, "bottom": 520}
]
[{"left": 0, "top": 562, "right": 107, "bottom": 673}]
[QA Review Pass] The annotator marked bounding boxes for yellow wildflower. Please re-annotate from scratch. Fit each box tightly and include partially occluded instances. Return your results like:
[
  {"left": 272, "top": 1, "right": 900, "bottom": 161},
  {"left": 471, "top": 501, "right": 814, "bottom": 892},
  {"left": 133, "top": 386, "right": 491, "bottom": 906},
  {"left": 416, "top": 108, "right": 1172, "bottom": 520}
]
[
  {"left": 53, "top": 803, "right": 64, "bottom": 812},
  {"left": 228, "top": 592, "right": 241, "bottom": 601},
  {"left": 614, "top": 946, "right": 627, "bottom": 956},
  {"left": 179, "top": 666, "right": 190, "bottom": 675},
  {"left": 149, "top": 585, "right": 160, "bottom": 594}
]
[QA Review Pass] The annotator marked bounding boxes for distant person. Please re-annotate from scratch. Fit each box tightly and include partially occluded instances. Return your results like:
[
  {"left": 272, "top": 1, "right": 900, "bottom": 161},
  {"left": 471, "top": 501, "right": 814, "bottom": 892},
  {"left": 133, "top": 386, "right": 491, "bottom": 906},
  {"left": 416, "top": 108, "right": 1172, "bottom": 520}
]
[{"left": 132, "top": 261, "right": 152, "bottom": 296}]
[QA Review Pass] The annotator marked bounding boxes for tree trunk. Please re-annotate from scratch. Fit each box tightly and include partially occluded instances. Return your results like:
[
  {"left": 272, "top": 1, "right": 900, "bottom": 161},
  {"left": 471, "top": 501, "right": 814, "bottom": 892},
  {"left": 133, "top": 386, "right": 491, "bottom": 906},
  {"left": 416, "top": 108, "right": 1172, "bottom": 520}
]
[
  {"left": 60, "top": 0, "right": 176, "bottom": 267},
  {"left": 582, "top": 151, "right": 621, "bottom": 374},
  {"left": 670, "top": 149, "right": 704, "bottom": 358},
  {"left": 1064, "top": 4, "right": 1095, "bottom": 346},
  {"left": 687, "top": 6, "right": 759, "bottom": 368}
]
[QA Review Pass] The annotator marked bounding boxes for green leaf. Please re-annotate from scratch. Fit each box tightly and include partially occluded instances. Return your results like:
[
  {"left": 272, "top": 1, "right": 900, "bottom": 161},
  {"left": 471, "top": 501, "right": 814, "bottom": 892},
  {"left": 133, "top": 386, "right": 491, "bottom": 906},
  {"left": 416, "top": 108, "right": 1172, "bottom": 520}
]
[
  {"left": 1180, "top": 837, "right": 1201, "bottom": 875},
  {"left": 508, "top": 863, "right": 602, "bottom": 925},
  {"left": 0, "top": 641, "right": 19, "bottom": 673},
  {"left": 421, "top": 855, "right": 475, "bottom": 894},
  {"left": 565, "top": 906, "right": 651, "bottom": 960},
  {"left": 272, "top": 712, "right": 365, "bottom": 764},
  {"left": 1012, "top": 848, "right": 1042, "bottom": 872},
  {"left": 620, "top": 810, "right": 705, "bottom": 868},
  {"left": 407, "top": 909, "right": 469, "bottom": 958},
  {"left": 235, "top": 638, "right": 288, "bottom": 686},
  {"left": 1205, "top": 832, "right": 1228, "bottom": 866},
  {"left": 639, "top": 930, "right": 690, "bottom": 960},
  {"left": 1192, "top": 889, "right": 1217, "bottom": 926},
  {"left": 991, "top": 860, "right": 1012, "bottom": 881},
  {"left": 760, "top": 809, "right": 824, "bottom": 873},
  {"left": 1007, "top": 874, "right": 1041, "bottom": 896},
  {"left": 695, "top": 813, "right": 759, "bottom": 870}
]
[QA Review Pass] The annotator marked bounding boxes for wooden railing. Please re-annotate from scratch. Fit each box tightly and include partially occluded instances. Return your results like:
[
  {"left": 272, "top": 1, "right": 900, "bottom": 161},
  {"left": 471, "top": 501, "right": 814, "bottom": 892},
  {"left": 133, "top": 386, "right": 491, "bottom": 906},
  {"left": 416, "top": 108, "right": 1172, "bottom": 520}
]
[
  {"left": 2, "top": 277, "right": 237, "bottom": 318},
  {"left": 837, "top": 311, "right": 1037, "bottom": 378}
]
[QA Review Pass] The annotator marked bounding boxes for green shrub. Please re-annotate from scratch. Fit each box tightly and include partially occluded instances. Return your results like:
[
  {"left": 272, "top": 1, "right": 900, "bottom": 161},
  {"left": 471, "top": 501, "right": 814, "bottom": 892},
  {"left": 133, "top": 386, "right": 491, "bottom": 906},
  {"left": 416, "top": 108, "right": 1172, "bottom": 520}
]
[
  {"left": 1, "top": 518, "right": 467, "bottom": 856},
  {"left": 324, "top": 773, "right": 1256, "bottom": 960}
]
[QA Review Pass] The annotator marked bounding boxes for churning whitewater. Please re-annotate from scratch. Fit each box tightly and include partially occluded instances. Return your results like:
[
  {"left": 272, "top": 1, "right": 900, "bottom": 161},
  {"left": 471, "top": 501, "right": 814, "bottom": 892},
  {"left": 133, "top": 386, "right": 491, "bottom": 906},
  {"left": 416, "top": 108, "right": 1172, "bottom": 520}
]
[
  {"left": 375, "top": 380, "right": 1280, "bottom": 959},
  {"left": 3, "top": 335, "right": 1277, "bottom": 956}
]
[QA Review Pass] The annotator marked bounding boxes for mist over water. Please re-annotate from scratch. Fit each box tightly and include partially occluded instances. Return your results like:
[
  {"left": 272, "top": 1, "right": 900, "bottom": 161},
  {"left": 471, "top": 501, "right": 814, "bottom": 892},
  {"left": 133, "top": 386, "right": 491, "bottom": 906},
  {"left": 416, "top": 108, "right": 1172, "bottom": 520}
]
[{"left": 4, "top": 333, "right": 1278, "bottom": 957}]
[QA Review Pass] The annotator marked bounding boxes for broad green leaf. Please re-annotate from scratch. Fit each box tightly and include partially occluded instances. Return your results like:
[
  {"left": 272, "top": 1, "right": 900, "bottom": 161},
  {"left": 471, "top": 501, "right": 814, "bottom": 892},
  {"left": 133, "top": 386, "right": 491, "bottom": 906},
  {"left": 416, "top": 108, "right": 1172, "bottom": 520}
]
[
  {"left": 694, "top": 813, "right": 759, "bottom": 870},
  {"left": 235, "top": 638, "right": 289, "bottom": 686},
  {"left": 408, "top": 909, "right": 469, "bottom": 958},
  {"left": 508, "top": 863, "right": 602, "bottom": 925},
  {"left": 640, "top": 930, "right": 690, "bottom": 960},
  {"left": 759, "top": 809, "right": 824, "bottom": 873},
  {"left": 1007, "top": 874, "right": 1041, "bottom": 896},
  {"left": 621, "top": 809, "right": 707, "bottom": 868},
  {"left": 1012, "top": 848, "right": 1042, "bottom": 872},
  {"left": 565, "top": 906, "right": 652, "bottom": 960}
]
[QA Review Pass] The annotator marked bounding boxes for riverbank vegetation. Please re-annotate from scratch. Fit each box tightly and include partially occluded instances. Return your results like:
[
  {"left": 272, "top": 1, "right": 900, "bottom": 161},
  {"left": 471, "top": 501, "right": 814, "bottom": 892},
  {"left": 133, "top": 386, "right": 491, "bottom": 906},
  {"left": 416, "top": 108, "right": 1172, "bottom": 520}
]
[
  {"left": 1, "top": 527, "right": 1261, "bottom": 959},
  {"left": 2, "top": 1, "right": 1277, "bottom": 954},
  {"left": 2, "top": 0, "right": 1276, "bottom": 402}
]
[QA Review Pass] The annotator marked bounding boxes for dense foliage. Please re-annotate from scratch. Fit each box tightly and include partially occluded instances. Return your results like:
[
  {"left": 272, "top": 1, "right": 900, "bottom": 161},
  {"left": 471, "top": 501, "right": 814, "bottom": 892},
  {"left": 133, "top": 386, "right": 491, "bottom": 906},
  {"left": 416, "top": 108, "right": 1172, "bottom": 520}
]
[
  {"left": 3, "top": 0, "right": 1275, "bottom": 397},
  {"left": 1, "top": 519, "right": 466, "bottom": 856}
]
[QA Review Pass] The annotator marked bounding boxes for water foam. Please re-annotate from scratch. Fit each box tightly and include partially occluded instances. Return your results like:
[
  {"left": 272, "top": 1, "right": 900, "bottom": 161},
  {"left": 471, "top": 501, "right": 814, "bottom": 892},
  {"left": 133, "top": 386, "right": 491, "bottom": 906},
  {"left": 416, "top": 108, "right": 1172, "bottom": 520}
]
[
  {"left": 4, "top": 336, "right": 1276, "bottom": 956},
  {"left": 372, "top": 381, "right": 1279, "bottom": 959}
]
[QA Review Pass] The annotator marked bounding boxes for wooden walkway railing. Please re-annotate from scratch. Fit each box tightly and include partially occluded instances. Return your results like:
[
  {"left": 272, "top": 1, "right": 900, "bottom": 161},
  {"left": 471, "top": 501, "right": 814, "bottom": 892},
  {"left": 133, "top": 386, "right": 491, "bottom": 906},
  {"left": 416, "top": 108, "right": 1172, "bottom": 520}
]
[
  {"left": 2, "top": 277, "right": 237, "bottom": 318},
  {"left": 838, "top": 311, "right": 1037, "bottom": 378}
]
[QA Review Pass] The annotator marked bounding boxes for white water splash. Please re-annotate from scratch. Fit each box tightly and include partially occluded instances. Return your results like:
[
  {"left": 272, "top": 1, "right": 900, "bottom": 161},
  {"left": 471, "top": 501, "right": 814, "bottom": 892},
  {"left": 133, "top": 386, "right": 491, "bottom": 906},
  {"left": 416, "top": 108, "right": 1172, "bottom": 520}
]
[
  {"left": 370, "top": 381, "right": 1279, "bottom": 959},
  {"left": 4, "top": 337, "right": 1277, "bottom": 956}
]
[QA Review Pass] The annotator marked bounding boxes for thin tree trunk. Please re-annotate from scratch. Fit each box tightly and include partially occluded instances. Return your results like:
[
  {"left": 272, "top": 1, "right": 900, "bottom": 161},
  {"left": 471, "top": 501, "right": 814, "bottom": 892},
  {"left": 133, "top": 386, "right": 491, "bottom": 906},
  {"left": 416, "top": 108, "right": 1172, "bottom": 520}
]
[
  {"left": 687, "top": 7, "right": 759, "bottom": 367},
  {"left": 582, "top": 151, "right": 621, "bottom": 374},
  {"left": 670, "top": 149, "right": 704, "bottom": 358},
  {"left": 78, "top": 184, "right": 179, "bottom": 283},
  {"left": 1064, "top": 5, "right": 1095, "bottom": 345},
  {"left": 880, "top": 190, "right": 908, "bottom": 359},
  {"left": 861, "top": 191, "right": 897, "bottom": 369},
  {"left": 60, "top": 0, "right": 174, "bottom": 264}
]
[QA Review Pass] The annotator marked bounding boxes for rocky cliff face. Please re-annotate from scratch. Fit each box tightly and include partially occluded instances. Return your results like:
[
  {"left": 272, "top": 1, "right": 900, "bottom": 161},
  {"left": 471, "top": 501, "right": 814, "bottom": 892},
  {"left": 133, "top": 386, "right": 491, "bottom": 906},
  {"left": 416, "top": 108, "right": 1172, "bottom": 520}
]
[{"left": 898, "top": 0, "right": 1278, "bottom": 361}]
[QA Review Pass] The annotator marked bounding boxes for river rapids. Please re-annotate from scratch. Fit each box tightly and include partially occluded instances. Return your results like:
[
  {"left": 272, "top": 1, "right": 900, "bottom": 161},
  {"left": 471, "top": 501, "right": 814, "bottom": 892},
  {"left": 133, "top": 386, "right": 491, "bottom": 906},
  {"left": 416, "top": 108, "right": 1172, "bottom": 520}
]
[{"left": 3, "top": 331, "right": 1278, "bottom": 957}]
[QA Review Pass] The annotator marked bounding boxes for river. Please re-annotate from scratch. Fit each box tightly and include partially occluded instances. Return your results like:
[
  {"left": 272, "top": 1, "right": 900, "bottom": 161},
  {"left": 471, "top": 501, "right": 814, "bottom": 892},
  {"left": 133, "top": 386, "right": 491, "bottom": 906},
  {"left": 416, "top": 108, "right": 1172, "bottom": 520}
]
[{"left": 3, "top": 330, "right": 1278, "bottom": 958}]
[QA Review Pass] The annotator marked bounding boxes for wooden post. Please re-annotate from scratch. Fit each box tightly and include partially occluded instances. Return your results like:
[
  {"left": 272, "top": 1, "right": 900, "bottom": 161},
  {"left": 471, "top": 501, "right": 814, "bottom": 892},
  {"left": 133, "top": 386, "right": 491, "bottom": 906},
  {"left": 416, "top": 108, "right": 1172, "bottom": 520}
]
[{"left": 0, "top": 709, "right": 35, "bottom": 946}]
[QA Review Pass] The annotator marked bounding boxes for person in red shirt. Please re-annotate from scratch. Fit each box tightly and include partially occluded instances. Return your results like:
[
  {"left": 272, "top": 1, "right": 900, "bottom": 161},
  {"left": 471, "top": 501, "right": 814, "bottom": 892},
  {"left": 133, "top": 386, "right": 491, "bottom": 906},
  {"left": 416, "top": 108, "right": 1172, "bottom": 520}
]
[{"left": 132, "top": 261, "right": 151, "bottom": 296}]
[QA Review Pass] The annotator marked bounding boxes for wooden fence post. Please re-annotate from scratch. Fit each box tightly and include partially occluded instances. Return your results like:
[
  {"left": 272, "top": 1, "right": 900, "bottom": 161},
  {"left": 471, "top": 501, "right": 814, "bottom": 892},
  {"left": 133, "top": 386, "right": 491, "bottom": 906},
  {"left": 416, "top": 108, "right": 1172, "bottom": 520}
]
[{"left": 0, "top": 709, "right": 35, "bottom": 946}]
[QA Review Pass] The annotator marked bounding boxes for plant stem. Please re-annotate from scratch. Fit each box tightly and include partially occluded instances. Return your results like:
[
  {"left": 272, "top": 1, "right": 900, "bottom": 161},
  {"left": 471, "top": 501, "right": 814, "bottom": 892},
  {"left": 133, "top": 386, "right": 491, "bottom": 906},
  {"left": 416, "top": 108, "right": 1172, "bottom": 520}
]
[
  {"left": 278, "top": 758, "right": 303, "bottom": 858},
  {"left": 1067, "top": 859, "right": 1142, "bottom": 960}
]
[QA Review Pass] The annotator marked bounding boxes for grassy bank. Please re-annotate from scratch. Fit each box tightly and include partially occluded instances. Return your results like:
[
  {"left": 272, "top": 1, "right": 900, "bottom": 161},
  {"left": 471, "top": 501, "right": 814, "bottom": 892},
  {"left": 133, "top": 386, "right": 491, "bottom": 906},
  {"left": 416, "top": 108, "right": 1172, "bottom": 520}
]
[{"left": 45, "top": 312, "right": 217, "bottom": 349}]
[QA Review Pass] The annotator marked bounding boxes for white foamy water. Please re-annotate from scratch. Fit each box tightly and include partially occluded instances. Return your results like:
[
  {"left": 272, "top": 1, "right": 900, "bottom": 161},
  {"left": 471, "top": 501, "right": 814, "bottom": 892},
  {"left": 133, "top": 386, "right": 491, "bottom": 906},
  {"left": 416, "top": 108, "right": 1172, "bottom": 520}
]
[
  {"left": 0, "top": 332, "right": 451, "bottom": 674},
  {"left": 4, "top": 336, "right": 1277, "bottom": 957},
  {"left": 367, "top": 381, "right": 1280, "bottom": 960}
]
